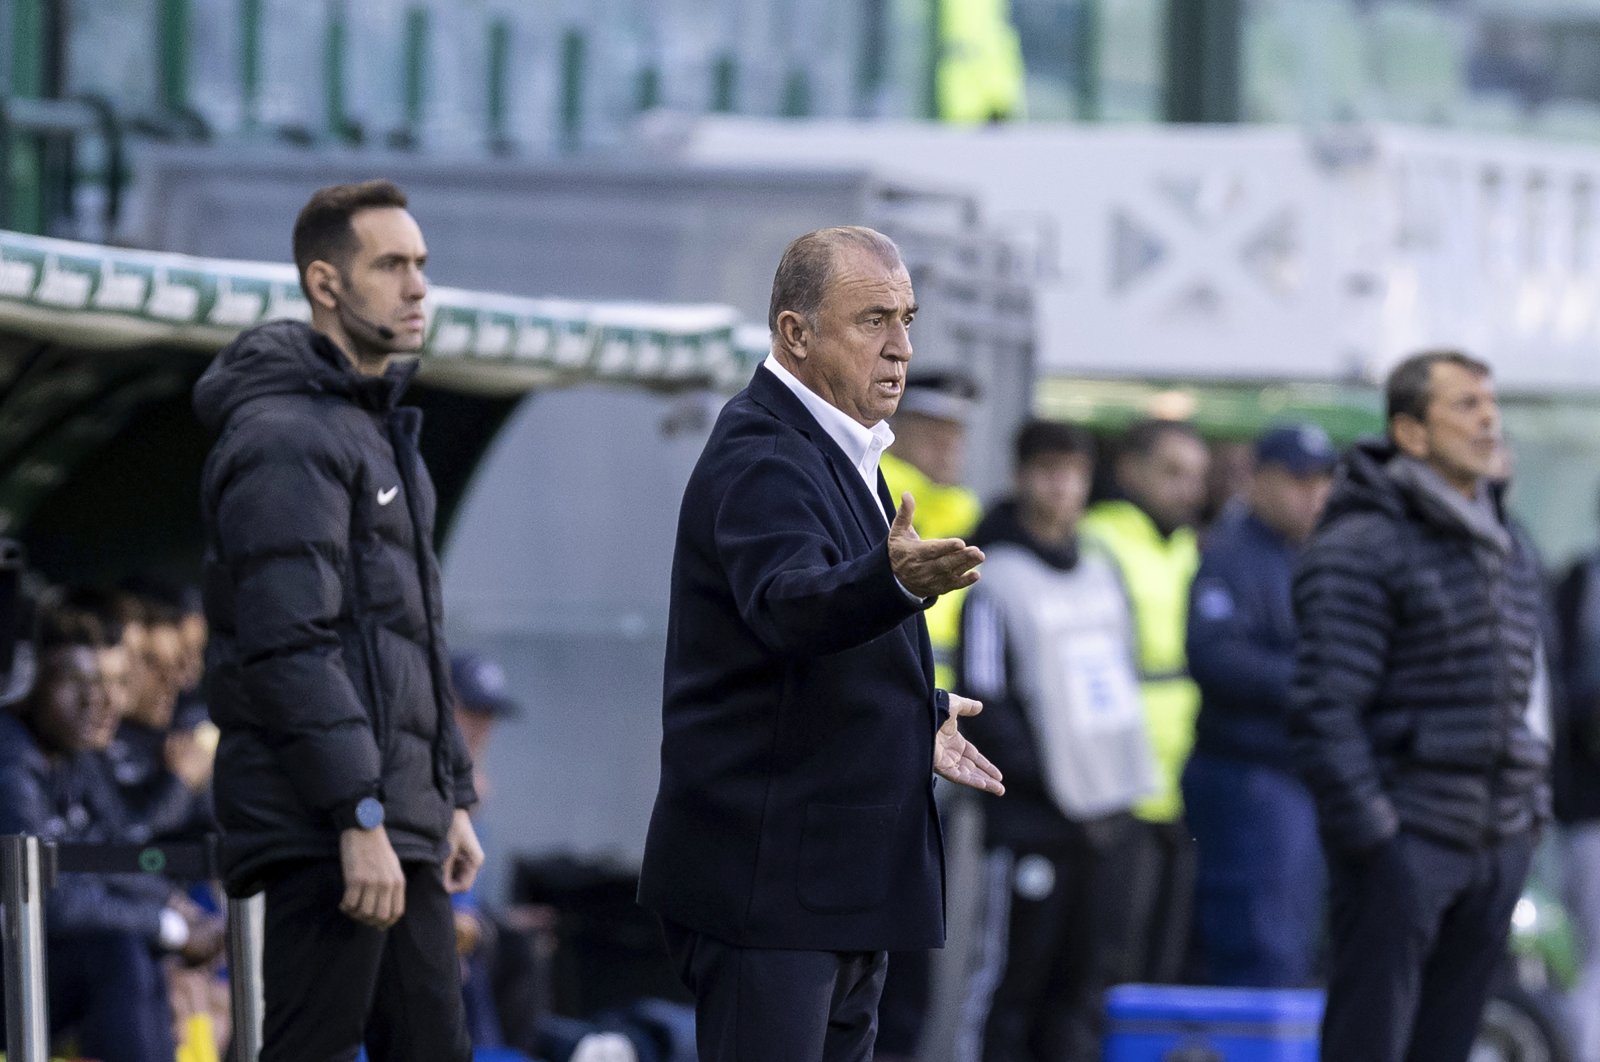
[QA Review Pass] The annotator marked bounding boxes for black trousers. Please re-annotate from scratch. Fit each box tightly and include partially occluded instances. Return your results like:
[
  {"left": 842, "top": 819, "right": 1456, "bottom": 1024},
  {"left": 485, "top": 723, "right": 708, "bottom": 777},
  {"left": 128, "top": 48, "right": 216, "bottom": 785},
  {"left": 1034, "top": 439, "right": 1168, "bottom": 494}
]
[
  {"left": 260, "top": 858, "right": 470, "bottom": 1062},
  {"left": 959, "top": 813, "right": 1144, "bottom": 1062},
  {"left": 1321, "top": 829, "right": 1535, "bottom": 1062},
  {"left": 876, "top": 948, "right": 931, "bottom": 1057},
  {"left": 661, "top": 919, "right": 888, "bottom": 1062},
  {"left": 1125, "top": 818, "right": 1197, "bottom": 984}
]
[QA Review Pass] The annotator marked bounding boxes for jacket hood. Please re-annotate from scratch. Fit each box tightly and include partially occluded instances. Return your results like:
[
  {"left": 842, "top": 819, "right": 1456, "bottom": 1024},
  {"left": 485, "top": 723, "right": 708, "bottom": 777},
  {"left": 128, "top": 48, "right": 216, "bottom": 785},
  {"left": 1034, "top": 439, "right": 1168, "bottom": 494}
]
[
  {"left": 193, "top": 319, "right": 417, "bottom": 433},
  {"left": 1321, "top": 436, "right": 1509, "bottom": 547},
  {"left": 1319, "top": 437, "right": 1408, "bottom": 527},
  {"left": 972, "top": 499, "right": 1080, "bottom": 572}
]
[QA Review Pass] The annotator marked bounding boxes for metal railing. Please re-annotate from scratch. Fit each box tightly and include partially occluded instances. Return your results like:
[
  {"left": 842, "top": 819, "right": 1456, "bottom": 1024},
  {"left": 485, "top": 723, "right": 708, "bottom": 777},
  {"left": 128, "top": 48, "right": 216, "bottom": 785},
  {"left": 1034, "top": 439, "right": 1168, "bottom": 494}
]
[
  {"left": 0, "top": 94, "right": 127, "bottom": 237},
  {"left": 0, "top": 833, "right": 264, "bottom": 1062}
]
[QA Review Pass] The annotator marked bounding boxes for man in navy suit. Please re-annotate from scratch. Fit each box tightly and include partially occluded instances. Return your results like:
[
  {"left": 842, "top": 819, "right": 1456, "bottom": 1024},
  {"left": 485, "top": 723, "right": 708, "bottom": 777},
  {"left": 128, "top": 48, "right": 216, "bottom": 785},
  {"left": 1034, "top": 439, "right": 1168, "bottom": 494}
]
[{"left": 639, "top": 226, "right": 1005, "bottom": 1062}]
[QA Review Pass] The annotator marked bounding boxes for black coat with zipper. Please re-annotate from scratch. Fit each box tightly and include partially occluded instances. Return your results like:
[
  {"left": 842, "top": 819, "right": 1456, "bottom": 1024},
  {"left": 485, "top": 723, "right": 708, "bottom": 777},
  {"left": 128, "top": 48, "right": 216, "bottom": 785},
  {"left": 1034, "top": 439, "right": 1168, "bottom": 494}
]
[
  {"left": 194, "top": 320, "right": 474, "bottom": 896},
  {"left": 1288, "top": 438, "right": 1548, "bottom": 859}
]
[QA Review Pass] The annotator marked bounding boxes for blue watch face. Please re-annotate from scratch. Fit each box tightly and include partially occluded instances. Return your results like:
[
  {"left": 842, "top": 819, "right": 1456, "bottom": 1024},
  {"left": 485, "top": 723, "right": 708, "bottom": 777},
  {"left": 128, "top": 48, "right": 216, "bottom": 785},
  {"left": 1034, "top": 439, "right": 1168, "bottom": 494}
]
[{"left": 355, "top": 797, "right": 385, "bottom": 830}]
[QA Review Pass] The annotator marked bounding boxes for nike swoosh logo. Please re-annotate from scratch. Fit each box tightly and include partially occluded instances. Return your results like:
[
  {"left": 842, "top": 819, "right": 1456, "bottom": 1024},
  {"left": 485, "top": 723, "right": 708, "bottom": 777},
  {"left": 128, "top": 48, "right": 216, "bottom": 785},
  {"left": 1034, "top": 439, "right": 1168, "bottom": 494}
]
[{"left": 377, "top": 486, "right": 400, "bottom": 506}]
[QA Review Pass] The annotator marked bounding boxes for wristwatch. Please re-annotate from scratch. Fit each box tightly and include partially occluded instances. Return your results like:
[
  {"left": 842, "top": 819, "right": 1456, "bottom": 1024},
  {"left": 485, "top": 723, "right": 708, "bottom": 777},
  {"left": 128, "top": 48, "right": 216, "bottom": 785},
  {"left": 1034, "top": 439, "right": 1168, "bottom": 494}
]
[{"left": 335, "top": 795, "right": 386, "bottom": 832}]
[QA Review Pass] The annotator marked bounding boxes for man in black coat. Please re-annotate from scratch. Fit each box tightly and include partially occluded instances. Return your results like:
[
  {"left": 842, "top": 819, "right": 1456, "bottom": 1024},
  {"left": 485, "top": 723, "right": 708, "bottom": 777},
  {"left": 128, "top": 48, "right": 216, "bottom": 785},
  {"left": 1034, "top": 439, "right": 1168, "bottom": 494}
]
[
  {"left": 1289, "top": 350, "right": 1548, "bottom": 1062},
  {"left": 194, "top": 180, "right": 482, "bottom": 1061},
  {"left": 1553, "top": 517, "right": 1600, "bottom": 1060},
  {"left": 638, "top": 226, "right": 1005, "bottom": 1062}
]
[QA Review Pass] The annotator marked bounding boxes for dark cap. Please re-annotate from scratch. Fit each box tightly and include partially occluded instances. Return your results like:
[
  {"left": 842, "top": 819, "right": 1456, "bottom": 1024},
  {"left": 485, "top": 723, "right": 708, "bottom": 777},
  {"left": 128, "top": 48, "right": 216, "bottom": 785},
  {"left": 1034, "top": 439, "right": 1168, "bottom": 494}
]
[
  {"left": 1255, "top": 422, "right": 1338, "bottom": 476},
  {"left": 450, "top": 651, "right": 520, "bottom": 718},
  {"left": 896, "top": 371, "right": 981, "bottom": 422}
]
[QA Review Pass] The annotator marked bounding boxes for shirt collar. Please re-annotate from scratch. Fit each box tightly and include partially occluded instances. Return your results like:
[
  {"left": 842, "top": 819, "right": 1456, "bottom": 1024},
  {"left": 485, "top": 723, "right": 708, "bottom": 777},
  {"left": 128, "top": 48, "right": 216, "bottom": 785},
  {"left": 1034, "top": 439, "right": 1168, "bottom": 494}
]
[{"left": 762, "top": 353, "right": 895, "bottom": 481}]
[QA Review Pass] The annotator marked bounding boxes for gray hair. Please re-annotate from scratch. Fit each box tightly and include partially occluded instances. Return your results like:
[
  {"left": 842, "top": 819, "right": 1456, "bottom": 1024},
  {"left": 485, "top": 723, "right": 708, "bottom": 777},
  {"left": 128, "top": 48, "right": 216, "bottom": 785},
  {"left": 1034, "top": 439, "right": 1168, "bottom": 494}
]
[{"left": 767, "top": 226, "right": 903, "bottom": 333}]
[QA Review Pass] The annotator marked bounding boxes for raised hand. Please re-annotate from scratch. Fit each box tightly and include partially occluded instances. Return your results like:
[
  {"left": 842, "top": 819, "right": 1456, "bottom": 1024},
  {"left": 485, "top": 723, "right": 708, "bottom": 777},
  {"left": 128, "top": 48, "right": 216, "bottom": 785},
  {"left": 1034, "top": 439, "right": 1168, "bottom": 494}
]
[
  {"left": 934, "top": 693, "right": 1004, "bottom": 795},
  {"left": 889, "top": 493, "right": 984, "bottom": 599}
]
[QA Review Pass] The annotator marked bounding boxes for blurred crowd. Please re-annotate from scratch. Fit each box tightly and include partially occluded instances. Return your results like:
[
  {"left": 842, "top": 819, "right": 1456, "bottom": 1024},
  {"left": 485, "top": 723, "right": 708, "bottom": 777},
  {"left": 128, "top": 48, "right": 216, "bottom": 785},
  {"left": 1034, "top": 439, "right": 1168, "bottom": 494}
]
[
  {"left": 8, "top": 353, "right": 1600, "bottom": 1061},
  {"left": 872, "top": 364, "right": 1596, "bottom": 1062},
  {"left": 0, "top": 583, "right": 680, "bottom": 1062}
]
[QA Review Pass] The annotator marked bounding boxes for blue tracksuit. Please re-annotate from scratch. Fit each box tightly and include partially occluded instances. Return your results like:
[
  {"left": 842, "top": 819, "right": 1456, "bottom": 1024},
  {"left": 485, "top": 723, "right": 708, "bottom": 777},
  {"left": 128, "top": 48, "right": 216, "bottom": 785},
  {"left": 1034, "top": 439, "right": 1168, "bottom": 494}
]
[{"left": 1182, "top": 508, "right": 1324, "bottom": 988}]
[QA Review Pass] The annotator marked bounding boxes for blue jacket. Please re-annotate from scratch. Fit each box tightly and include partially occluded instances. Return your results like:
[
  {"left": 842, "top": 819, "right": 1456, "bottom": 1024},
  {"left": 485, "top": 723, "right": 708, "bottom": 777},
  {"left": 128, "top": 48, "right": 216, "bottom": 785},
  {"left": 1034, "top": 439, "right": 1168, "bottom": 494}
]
[
  {"left": 1187, "top": 508, "right": 1299, "bottom": 768},
  {"left": 0, "top": 711, "right": 173, "bottom": 942},
  {"left": 638, "top": 365, "right": 945, "bottom": 952}
]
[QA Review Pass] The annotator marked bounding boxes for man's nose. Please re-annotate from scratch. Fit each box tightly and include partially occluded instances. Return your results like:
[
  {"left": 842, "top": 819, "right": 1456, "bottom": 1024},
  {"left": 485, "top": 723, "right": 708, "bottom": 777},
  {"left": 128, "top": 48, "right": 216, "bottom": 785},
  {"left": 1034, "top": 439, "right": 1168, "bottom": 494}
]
[
  {"left": 885, "top": 319, "right": 912, "bottom": 360},
  {"left": 404, "top": 266, "right": 428, "bottom": 300}
]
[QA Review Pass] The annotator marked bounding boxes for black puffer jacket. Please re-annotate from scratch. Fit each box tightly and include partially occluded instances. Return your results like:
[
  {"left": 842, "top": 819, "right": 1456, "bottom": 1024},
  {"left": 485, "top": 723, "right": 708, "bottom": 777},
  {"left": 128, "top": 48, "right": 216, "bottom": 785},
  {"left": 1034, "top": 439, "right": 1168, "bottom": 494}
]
[
  {"left": 1288, "top": 438, "right": 1548, "bottom": 858},
  {"left": 195, "top": 320, "right": 474, "bottom": 895}
]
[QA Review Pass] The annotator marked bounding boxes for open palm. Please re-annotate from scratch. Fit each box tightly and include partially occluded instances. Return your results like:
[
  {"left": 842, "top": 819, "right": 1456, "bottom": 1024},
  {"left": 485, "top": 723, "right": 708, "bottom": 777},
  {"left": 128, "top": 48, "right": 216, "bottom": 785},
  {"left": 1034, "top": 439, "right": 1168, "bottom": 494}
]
[{"left": 934, "top": 694, "right": 1004, "bottom": 794}]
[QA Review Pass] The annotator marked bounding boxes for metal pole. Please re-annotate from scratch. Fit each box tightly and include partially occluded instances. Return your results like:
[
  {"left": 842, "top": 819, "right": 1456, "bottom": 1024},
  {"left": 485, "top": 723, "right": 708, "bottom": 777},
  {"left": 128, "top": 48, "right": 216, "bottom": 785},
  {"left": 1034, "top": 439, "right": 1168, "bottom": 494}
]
[
  {"left": 226, "top": 893, "right": 266, "bottom": 1062},
  {"left": 1, "top": 834, "right": 49, "bottom": 1062}
]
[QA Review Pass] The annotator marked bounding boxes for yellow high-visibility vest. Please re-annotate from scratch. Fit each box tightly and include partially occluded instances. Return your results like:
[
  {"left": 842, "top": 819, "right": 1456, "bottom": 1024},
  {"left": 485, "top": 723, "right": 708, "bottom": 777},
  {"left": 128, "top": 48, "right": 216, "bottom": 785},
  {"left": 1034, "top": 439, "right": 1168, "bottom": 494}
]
[
  {"left": 881, "top": 451, "right": 983, "bottom": 692},
  {"left": 937, "top": 0, "right": 1026, "bottom": 124},
  {"left": 1080, "top": 500, "right": 1201, "bottom": 824}
]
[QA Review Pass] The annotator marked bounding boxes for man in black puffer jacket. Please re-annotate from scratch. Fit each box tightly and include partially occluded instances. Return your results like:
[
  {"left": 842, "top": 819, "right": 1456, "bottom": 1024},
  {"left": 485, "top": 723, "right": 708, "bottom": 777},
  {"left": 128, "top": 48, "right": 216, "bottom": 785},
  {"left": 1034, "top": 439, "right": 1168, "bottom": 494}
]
[
  {"left": 1290, "top": 350, "right": 1548, "bottom": 1062},
  {"left": 194, "top": 180, "right": 481, "bottom": 1061}
]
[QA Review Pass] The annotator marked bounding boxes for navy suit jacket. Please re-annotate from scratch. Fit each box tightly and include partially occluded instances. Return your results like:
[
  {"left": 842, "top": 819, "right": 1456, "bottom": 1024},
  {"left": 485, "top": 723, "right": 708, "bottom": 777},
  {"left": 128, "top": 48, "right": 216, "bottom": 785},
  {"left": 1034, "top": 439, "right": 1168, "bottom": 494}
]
[{"left": 638, "top": 365, "right": 947, "bottom": 952}]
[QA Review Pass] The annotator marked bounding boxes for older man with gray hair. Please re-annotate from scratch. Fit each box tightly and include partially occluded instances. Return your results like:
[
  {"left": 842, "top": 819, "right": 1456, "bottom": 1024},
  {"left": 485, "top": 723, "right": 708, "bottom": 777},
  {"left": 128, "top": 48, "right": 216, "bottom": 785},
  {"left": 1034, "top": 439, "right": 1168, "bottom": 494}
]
[{"left": 639, "top": 226, "right": 1004, "bottom": 1062}]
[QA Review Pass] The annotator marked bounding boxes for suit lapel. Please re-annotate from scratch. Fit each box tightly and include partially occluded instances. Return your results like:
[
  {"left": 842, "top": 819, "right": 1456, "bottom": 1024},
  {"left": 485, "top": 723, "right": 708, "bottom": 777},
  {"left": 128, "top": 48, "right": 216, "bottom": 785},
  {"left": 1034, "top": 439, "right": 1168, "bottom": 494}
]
[
  {"left": 748, "top": 367, "right": 930, "bottom": 689},
  {"left": 749, "top": 367, "right": 888, "bottom": 548}
]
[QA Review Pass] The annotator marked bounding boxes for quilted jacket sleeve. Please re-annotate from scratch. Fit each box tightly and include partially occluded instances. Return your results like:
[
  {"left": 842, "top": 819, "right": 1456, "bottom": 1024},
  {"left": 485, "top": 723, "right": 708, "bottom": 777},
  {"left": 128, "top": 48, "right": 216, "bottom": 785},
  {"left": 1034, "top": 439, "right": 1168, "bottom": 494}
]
[
  {"left": 1288, "top": 513, "right": 1402, "bottom": 856},
  {"left": 210, "top": 411, "right": 382, "bottom": 814}
]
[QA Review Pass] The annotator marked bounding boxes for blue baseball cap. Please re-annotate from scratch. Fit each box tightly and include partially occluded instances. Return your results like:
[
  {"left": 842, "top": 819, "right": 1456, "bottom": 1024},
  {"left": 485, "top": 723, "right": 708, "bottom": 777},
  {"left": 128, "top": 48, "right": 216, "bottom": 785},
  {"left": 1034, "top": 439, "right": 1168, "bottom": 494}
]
[
  {"left": 1255, "top": 423, "right": 1338, "bottom": 476},
  {"left": 450, "top": 651, "right": 520, "bottom": 718}
]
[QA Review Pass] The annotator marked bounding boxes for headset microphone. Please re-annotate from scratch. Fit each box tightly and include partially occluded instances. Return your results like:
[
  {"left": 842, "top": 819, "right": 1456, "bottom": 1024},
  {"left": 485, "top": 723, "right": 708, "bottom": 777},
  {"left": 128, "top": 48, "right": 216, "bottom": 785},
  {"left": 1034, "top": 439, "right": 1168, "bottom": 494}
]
[
  {"left": 330, "top": 292, "right": 398, "bottom": 342},
  {"left": 348, "top": 309, "right": 397, "bottom": 342}
]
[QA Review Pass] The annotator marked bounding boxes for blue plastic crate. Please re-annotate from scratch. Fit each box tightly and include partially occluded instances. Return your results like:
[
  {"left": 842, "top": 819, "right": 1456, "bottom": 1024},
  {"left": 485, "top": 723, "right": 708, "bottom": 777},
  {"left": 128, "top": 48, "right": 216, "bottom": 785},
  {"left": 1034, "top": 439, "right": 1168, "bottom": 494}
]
[{"left": 1104, "top": 984, "right": 1324, "bottom": 1061}]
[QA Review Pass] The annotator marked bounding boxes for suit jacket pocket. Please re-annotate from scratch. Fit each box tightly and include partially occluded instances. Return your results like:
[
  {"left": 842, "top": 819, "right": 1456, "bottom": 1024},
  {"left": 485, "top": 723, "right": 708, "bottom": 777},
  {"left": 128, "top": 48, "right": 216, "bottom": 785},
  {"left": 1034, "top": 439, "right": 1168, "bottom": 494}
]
[{"left": 797, "top": 802, "right": 902, "bottom": 913}]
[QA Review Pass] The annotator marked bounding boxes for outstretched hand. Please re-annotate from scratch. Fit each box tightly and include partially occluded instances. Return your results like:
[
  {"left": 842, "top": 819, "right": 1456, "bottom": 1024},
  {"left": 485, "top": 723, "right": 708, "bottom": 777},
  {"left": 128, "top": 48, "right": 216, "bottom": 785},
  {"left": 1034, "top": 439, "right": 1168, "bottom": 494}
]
[
  {"left": 934, "top": 693, "right": 1004, "bottom": 795},
  {"left": 889, "top": 493, "right": 984, "bottom": 599}
]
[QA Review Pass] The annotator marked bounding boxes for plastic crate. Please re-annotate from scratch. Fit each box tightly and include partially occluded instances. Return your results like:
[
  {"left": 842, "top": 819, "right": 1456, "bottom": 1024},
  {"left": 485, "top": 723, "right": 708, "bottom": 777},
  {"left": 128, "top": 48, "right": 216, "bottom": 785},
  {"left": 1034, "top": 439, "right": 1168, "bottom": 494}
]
[{"left": 1104, "top": 984, "right": 1323, "bottom": 1061}]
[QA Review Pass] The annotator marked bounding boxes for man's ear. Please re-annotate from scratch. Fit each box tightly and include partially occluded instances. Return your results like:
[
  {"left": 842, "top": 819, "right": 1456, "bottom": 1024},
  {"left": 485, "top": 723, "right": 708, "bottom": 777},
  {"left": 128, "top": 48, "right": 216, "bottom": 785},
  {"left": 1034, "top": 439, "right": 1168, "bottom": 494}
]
[
  {"left": 1391, "top": 414, "right": 1429, "bottom": 460},
  {"left": 774, "top": 309, "right": 810, "bottom": 360},
  {"left": 304, "top": 261, "right": 340, "bottom": 312}
]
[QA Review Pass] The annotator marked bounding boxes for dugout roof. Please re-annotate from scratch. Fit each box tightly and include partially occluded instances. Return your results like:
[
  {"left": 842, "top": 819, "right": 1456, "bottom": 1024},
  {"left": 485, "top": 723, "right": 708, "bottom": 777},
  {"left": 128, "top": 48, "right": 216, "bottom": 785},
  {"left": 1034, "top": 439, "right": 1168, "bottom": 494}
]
[{"left": 0, "top": 229, "right": 764, "bottom": 581}]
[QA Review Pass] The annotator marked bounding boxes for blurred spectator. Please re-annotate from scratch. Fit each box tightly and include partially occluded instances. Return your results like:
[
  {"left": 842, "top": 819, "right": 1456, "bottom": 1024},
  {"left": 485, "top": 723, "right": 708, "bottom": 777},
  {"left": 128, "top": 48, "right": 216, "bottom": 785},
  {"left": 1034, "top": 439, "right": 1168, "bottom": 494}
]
[
  {"left": 1200, "top": 439, "right": 1255, "bottom": 532},
  {"left": 878, "top": 370, "right": 983, "bottom": 1062},
  {"left": 119, "top": 576, "right": 208, "bottom": 702},
  {"left": 1080, "top": 418, "right": 1209, "bottom": 982},
  {"left": 105, "top": 591, "right": 213, "bottom": 841},
  {"left": 1553, "top": 494, "right": 1600, "bottom": 1062},
  {"left": 1182, "top": 424, "right": 1336, "bottom": 988},
  {"left": 1290, "top": 351, "right": 1547, "bottom": 1062},
  {"left": 936, "top": 0, "right": 1026, "bottom": 123},
  {"left": 449, "top": 649, "right": 520, "bottom": 1047},
  {"left": 882, "top": 370, "right": 984, "bottom": 690},
  {"left": 955, "top": 420, "right": 1154, "bottom": 1061},
  {"left": 449, "top": 650, "right": 649, "bottom": 1062},
  {"left": 0, "top": 594, "right": 223, "bottom": 1062}
]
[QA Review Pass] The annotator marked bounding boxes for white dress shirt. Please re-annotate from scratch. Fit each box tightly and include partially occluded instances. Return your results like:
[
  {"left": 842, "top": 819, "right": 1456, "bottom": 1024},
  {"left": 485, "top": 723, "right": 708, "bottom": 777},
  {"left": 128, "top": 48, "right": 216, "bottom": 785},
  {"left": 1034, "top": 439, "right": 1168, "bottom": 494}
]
[{"left": 762, "top": 353, "right": 895, "bottom": 524}]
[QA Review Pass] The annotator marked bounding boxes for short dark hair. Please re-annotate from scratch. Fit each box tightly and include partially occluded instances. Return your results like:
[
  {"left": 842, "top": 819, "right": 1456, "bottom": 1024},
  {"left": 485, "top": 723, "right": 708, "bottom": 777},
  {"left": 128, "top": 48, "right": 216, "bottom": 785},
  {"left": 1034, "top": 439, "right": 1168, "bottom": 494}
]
[
  {"left": 1119, "top": 418, "right": 1203, "bottom": 461},
  {"left": 1014, "top": 419, "right": 1097, "bottom": 469},
  {"left": 292, "top": 179, "right": 410, "bottom": 298},
  {"left": 1385, "top": 349, "right": 1492, "bottom": 425},
  {"left": 768, "top": 226, "right": 903, "bottom": 333},
  {"left": 118, "top": 575, "right": 201, "bottom": 619},
  {"left": 34, "top": 593, "right": 119, "bottom": 654},
  {"left": 50, "top": 586, "right": 124, "bottom": 647}
]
